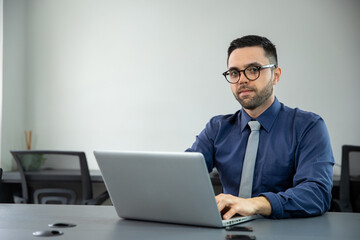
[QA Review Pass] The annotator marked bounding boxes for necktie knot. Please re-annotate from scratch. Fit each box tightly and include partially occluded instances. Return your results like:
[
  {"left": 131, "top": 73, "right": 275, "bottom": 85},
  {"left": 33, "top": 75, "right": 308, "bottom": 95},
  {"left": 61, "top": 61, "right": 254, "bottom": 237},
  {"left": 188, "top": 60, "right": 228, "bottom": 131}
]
[{"left": 248, "top": 121, "right": 260, "bottom": 131}]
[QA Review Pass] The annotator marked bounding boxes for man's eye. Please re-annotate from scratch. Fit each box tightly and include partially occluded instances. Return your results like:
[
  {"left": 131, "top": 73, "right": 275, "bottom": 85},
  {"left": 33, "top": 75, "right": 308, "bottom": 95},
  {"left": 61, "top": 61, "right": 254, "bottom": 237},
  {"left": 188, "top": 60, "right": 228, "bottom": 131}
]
[
  {"left": 248, "top": 67, "right": 259, "bottom": 73},
  {"left": 229, "top": 70, "right": 239, "bottom": 76}
]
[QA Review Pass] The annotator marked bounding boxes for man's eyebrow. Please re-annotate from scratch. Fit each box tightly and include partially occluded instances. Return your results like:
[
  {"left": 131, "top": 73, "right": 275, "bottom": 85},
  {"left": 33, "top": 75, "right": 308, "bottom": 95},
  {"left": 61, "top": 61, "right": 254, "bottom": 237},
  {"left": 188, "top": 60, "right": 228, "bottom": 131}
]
[
  {"left": 228, "top": 62, "right": 263, "bottom": 70},
  {"left": 228, "top": 67, "right": 240, "bottom": 71},
  {"left": 244, "top": 62, "right": 262, "bottom": 67}
]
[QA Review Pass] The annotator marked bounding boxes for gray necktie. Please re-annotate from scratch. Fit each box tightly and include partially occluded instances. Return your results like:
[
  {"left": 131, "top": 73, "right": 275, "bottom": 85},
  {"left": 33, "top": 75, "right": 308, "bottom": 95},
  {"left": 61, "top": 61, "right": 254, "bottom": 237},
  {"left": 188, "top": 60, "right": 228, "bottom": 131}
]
[{"left": 238, "top": 121, "right": 261, "bottom": 198}]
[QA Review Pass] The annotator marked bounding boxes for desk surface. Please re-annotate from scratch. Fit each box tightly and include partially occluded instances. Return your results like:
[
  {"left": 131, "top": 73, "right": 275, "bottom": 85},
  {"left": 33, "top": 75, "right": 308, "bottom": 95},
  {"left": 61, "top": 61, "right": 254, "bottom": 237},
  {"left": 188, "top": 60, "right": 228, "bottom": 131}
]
[{"left": 0, "top": 204, "right": 358, "bottom": 240}]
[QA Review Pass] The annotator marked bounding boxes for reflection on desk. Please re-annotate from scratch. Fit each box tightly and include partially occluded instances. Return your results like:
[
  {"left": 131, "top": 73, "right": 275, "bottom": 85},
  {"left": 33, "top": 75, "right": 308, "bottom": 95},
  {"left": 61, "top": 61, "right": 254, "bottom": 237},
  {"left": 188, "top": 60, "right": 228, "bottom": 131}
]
[{"left": 0, "top": 204, "right": 359, "bottom": 240}]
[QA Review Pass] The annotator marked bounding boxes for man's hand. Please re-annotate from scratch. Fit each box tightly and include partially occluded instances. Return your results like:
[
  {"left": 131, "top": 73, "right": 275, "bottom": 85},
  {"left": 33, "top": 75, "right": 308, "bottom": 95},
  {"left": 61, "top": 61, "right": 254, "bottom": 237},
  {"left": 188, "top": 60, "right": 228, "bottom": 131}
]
[{"left": 215, "top": 194, "right": 272, "bottom": 220}]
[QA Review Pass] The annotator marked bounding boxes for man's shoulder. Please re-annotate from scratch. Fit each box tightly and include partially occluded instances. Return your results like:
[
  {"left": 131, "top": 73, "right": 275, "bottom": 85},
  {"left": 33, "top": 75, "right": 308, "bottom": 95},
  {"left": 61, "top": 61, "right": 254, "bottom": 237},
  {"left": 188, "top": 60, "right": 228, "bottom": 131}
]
[
  {"left": 279, "top": 103, "right": 324, "bottom": 134},
  {"left": 209, "top": 110, "right": 242, "bottom": 124},
  {"left": 281, "top": 103, "right": 322, "bottom": 123}
]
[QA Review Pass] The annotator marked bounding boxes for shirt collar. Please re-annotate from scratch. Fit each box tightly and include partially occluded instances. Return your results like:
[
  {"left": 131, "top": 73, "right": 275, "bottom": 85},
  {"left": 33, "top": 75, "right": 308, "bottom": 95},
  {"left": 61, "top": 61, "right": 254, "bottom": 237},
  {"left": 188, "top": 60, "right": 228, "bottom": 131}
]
[{"left": 240, "top": 97, "right": 281, "bottom": 133}]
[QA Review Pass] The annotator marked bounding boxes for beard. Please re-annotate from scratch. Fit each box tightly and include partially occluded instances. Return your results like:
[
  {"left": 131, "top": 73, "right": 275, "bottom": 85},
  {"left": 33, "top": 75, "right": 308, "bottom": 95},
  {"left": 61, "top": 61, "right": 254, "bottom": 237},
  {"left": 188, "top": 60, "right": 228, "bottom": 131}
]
[{"left": 234, "top": 79, "right": 273, "bottom": 110}]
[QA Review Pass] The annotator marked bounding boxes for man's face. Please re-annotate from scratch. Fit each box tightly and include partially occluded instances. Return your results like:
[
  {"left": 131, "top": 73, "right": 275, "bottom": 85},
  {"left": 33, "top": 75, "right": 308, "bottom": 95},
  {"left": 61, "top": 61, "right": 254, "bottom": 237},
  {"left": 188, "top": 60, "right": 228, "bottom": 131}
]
[{"left": 228, "top": 47, "right": 278, "bottom": 110}]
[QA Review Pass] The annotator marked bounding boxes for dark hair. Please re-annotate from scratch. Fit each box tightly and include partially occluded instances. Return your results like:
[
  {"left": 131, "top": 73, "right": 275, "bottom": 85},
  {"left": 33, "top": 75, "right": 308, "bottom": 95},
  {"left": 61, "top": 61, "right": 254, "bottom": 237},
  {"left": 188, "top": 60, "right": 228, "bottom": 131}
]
[{"left": 227, "top": 35, "right": 278, "bottom": 66}]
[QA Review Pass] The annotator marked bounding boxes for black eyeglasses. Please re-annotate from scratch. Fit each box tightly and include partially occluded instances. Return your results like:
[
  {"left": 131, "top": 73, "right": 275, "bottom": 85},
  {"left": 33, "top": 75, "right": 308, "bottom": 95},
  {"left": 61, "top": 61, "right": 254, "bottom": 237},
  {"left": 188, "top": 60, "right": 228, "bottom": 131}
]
[{"left": 222, "top": 64, "right": 276, "bottom": 84}]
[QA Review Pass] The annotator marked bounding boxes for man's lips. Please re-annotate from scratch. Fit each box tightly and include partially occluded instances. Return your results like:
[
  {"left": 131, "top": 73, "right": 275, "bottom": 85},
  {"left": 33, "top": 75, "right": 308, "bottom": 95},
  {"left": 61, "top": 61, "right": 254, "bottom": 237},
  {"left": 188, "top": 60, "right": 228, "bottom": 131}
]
[{"left": 238, "top": 88, "right": 254, "bottom": 96}]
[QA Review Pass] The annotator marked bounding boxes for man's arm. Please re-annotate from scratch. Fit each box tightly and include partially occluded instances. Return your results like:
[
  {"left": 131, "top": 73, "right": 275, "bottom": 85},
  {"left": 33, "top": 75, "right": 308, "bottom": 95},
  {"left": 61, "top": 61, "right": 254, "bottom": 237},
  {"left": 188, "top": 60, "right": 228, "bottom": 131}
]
[
  {"left": 186, "top": 117, "right": 220, "bottom": 172},
  {"left": 260, "top": 118, "right": 334, "bottom": 218}
]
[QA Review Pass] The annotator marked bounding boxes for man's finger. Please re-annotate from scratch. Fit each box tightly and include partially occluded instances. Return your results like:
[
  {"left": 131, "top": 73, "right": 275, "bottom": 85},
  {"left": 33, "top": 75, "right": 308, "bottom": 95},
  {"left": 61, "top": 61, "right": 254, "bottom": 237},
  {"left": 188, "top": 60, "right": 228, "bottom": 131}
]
[
  {"left": 222, "top": 207, "right": 237, "bottom": 220},
  {"left": 216, "top": 200, "right": 226, "bottom": 212}
]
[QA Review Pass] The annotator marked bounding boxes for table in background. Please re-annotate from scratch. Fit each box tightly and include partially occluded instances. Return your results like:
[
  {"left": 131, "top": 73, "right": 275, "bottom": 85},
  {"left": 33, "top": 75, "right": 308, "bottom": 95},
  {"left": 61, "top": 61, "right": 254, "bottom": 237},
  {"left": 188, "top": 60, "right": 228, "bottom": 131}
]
[
  {"left": 0, "top": 204, "right": 359, "bottom": 240},
  {"left": 2, "top": 170, "right": 340, "bottom": 185},
  {"left": 1, "top": 169, "right": 103, "bottom": 183},
  {"left": 0, "top": 170, "right": 105, "bottom": 203}
]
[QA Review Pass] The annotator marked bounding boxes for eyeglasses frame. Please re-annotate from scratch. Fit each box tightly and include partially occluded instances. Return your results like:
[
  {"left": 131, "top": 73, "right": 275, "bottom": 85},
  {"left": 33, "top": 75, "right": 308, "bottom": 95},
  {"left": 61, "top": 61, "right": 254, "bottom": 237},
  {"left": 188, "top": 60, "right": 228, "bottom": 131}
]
[{"left": 222, "top": 64, "right": 277, "bottom": 84}]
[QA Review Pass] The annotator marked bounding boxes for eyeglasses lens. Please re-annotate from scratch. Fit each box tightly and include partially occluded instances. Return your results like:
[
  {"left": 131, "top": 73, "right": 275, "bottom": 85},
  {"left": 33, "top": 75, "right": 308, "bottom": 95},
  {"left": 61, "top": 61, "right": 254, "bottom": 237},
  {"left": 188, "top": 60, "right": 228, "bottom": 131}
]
[
  {"left": 245, "top": 66, "right": 260, "bottom": 80},
  {"left": 226, "top": 66, "right": 260, "bottom": 83}
]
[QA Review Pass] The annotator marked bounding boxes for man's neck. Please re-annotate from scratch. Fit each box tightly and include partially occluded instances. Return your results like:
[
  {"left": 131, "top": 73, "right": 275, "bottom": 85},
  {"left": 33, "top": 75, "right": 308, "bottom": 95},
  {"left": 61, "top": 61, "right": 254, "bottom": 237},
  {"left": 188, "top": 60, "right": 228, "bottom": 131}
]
[{"left": 243, "top": 96, "right": 275, "bottom": 119}]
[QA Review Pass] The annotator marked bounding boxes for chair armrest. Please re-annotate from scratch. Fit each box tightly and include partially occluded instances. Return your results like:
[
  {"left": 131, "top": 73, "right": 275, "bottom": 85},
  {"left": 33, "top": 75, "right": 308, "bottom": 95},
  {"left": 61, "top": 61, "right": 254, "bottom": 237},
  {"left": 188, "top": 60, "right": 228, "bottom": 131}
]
[
  {"left": 331, "top": 198, "right": 353, "bottom": 212},
  {"left": 84, "top": 191, "right": 110, "bottom": 205}
]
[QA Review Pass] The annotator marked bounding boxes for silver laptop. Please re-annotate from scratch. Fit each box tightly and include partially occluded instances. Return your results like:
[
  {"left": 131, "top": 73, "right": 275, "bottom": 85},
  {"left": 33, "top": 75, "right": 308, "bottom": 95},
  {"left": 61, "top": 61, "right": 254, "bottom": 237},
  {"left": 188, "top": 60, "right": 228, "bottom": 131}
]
[{"left": 94, "top": 150, "right": 257, "bottom": 228}]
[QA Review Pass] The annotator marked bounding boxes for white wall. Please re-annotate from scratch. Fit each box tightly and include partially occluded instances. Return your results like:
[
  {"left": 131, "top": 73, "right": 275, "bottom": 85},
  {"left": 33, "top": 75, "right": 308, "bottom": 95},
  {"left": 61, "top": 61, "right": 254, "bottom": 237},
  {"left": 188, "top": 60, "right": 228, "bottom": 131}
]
[
  {"left": 0, "top": 0, "right": 3, "bottom": 168},
  {"left": 2, "top": 0, "right": 360, "bottom": 174},
  {"left": 1, "top": 0, "right": 26, "bottom": 170}
]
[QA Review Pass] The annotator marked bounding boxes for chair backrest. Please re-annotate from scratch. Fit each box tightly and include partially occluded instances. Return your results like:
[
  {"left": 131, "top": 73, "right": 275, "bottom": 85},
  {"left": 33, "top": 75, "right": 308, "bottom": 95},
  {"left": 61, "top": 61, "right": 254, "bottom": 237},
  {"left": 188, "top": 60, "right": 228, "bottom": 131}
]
[
  {"left": 34, "top": 188, "right": 77, "bottom": 204},
  {"left": 339, "top": 145, "right": 360, "bottom": 212},
  {"left": 10, "top": 150, "right": 93, "bottom": 204}
]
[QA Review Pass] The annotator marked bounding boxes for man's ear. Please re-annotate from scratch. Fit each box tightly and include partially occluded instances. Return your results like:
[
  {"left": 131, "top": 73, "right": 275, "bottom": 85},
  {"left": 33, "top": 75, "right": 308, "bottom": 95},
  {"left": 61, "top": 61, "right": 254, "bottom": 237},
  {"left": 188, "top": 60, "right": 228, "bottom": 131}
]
[{"left": 272, "top": 67, "right": 281, "bottom": 85}]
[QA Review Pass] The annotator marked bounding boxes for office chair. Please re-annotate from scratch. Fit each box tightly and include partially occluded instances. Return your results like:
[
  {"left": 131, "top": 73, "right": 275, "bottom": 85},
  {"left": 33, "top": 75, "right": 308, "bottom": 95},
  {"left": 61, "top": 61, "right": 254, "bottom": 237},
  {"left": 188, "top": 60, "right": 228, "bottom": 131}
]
[
  {"left": 332, "top": 145, "right": 360, "bottom": 212},
  {"left": 10, "top": 150, "right": 109, "bottom": 205},
  {"left": 0, "top": 168, "right": 3, "bottom": 180},
  {"left": 210, "top": 168, "right": 223, "bottom": 195}
]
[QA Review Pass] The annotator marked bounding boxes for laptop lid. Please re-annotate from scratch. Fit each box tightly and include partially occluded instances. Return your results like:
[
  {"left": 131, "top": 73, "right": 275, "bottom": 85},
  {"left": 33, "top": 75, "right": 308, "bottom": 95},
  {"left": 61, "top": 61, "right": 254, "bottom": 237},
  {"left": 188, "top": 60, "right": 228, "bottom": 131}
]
[{"left": 94, "top": 150, "right": 255, "bottom": 228}]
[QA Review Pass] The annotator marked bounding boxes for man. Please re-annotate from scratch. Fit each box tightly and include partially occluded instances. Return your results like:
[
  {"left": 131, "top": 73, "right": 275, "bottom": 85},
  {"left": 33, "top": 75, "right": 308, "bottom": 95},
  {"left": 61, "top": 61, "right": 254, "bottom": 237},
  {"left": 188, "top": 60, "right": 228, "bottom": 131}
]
[{"left": 186, "top": 35, "right": 334, "bottom": 219}]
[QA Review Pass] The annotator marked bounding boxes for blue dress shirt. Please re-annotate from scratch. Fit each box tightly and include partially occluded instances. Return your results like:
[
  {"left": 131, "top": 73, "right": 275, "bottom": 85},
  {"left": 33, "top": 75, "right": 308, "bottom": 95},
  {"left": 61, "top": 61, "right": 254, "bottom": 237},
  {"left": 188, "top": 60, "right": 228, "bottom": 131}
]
[{"left": 186, "top": 97, "right": 334, "bottom": 219}]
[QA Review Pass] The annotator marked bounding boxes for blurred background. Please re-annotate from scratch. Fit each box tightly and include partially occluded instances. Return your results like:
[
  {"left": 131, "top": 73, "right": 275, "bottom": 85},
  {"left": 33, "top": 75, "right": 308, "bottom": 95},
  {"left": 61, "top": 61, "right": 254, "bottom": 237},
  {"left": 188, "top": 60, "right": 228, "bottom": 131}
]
[{"left": 1, "top": 0, "right": 360, "bottom": 174}]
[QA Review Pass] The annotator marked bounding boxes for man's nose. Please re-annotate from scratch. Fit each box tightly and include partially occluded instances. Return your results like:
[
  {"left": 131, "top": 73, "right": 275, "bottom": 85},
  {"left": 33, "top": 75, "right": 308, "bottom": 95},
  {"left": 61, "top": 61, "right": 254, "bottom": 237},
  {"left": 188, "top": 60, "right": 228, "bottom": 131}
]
[{"left": 238, "top": 72, "right": 249, "bottom": 84}]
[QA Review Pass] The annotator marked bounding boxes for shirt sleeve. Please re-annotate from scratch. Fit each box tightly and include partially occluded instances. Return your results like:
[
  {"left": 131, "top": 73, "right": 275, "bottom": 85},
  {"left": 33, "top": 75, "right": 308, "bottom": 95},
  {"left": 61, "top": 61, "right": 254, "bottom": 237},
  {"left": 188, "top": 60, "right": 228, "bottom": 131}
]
[
  {"left": 260, "top": 118, "right": 335, "bottom": 219},
  {"left": 185, "top": 117, "right": 220, "bottom": 172}
]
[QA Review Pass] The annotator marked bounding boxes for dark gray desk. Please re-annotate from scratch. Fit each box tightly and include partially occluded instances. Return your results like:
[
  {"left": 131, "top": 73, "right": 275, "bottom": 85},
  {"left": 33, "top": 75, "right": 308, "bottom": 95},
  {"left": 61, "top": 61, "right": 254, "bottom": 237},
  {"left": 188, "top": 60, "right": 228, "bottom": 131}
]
[{"left": 0, "top": 204, "right": 359, "bottom": 240}]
